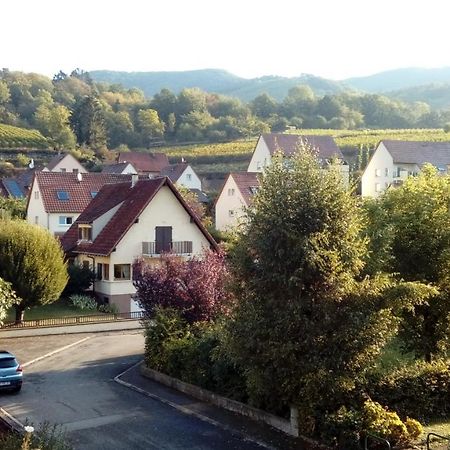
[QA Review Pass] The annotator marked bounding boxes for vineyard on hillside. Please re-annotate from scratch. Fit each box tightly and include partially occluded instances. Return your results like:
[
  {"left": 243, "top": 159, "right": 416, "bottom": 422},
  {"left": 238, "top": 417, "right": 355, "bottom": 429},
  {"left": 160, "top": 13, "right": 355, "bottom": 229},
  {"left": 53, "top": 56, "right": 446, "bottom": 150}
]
[{"left": 0, "top": 124, "right": 49, "bottom": 149}]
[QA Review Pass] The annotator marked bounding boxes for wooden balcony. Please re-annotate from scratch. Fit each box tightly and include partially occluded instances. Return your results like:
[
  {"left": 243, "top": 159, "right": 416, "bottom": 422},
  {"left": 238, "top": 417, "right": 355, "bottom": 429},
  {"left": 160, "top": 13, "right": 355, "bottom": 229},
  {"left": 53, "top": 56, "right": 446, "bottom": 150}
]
[{"left": 142, "top": 241, "right": 193, "bottom": 256}]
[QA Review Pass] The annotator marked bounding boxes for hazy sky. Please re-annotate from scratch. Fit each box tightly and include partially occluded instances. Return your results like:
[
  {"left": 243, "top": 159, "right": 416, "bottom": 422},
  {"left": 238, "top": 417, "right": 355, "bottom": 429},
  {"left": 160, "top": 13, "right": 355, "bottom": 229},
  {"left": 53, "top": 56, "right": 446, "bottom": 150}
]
[{"left": 2, "top": 0, "right": 449, "bottom": 80}]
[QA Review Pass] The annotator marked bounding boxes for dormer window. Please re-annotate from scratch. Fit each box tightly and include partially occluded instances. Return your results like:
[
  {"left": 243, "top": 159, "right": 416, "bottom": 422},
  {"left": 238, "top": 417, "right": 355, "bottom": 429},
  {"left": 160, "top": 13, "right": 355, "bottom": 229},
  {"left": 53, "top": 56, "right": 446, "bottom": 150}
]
[
  {"left": 90, "top": 191, "right": 98, "bottom": 198},
  {"left": 57, "top": 190, "right": 69, "bottom": 201},
  {"left": 249, "top": 186, "right": 259, "bottom": 195},
  {"left": 78, "top": 225, "right": 92, "bottom": 241}
]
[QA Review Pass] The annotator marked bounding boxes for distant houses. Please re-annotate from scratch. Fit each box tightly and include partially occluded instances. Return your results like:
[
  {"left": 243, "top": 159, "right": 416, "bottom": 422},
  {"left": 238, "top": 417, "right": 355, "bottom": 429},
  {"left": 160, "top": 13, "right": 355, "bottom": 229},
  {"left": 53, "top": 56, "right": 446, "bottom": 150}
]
[
  {"left": 116, "top": 151, "right": 169, "bottom": 177},
  {"left": 61, "top": 177, "right": 217, "bottom": 313},
  {"left": 215, "top": 133, "right": 348, "bottom": 231}
]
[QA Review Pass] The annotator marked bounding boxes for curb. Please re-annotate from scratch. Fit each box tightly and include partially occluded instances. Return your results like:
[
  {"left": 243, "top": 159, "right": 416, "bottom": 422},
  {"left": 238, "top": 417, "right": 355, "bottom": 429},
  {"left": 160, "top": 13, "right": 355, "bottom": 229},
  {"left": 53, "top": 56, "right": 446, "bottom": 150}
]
[{"left": 114, "top": 361, "right": 275, "bottom": 450}]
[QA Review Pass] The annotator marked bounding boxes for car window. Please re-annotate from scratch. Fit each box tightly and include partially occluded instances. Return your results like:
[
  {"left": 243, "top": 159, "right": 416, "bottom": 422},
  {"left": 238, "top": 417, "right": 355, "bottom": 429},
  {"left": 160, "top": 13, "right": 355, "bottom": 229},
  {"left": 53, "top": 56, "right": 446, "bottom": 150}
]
[{"left": 0, "top": 358, "right": 17, "bottom": 368}]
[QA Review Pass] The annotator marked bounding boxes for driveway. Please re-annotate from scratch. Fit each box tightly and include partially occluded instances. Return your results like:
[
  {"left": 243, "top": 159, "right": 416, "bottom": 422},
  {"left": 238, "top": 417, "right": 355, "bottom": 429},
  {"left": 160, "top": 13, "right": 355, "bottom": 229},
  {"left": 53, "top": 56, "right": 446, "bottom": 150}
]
[{"left": 0, "top": 331, "right": 284, "bottom": 449}]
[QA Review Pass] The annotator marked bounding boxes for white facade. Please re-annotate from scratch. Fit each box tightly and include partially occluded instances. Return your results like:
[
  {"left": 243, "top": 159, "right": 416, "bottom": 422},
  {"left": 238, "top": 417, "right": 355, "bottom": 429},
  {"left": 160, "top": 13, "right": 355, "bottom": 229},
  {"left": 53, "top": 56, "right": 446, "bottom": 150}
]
[
  {"left": 43, "top": 154, "right": 88, "bottom": 174},
  {"left": 247, "top": 138, "right": 271, "bottom": 172},
  {"left": 215, "top": 175, "right": 250, "bottom": 232},
  {"left": 361, "top": 142, "right": 420, "bottom": 198},
  {"left": 76, "top": 185, "right": 213, "bottom": 313},
  {"left": 176, "top": 165, "right": 202, "bottom": 190},
  {"left": 26, "top": 177, "right": 80, "bottom": 235}
]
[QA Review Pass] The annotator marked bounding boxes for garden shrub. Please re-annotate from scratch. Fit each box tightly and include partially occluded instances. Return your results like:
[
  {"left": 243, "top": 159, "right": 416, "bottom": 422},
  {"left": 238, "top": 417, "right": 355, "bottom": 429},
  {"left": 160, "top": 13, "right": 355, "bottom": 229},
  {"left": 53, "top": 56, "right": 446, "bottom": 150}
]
[
  {"left": 98, "top": 303, "right": 119, "bottom": 314},
  {"left": 368, "top": 359, "right": 450, "bottom": 420},
  {"left": 69, "top": 294, "right": 97, "bottom": 311},
  {"left": 62, "top": 264, "right": 94, "bottom": 297}
]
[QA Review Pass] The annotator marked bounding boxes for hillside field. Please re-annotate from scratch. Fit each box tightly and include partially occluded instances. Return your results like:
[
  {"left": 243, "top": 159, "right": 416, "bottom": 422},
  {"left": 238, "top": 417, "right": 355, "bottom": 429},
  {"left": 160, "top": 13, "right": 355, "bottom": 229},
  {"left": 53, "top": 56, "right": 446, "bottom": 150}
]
[{"left": 0, "top": 124, "right": 49, "bottom": 149}]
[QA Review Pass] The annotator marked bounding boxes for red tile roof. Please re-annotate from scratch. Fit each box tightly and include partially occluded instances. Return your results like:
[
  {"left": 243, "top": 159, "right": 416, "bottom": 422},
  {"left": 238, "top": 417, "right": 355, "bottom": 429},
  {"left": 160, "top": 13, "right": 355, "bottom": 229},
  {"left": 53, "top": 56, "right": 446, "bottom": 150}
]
[
  {"left": 117, "top": 152, "right": 169, "bottom": 173},
  {"left": 61, "top": 177, "right": 218, "bottom": 256},
  {"left": 160, "top": 163, "right": 189, "bottom": 182},
  {"left": 34, "top": 172, "right": 131, "bottom": 213},
  {"left": 215, "top": 172, "right": 260, "bottom": 208},
  {"left": 101, "top": 162, "right": 135, "bottom": 174},
  {"left": 382, "top": 140, "right": 450, "bottom": 167},
  {"left": 260, "top": 133, "right": 343, "bottom": 160}
]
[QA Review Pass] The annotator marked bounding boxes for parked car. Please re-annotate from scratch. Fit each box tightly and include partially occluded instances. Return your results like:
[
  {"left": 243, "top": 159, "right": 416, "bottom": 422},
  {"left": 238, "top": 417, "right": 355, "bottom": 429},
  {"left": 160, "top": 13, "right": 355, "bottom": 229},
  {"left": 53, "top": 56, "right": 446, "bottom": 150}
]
[{"left": 0, "top": 350, "right": 22, "bottom": 392}]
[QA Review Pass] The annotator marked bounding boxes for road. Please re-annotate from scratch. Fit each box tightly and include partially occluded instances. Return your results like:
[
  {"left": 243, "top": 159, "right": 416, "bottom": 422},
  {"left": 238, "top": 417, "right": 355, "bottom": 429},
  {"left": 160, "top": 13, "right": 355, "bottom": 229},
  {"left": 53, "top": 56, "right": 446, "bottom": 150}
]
[{"left": 0, "top": 332, "right": 269, "bottom": 449}]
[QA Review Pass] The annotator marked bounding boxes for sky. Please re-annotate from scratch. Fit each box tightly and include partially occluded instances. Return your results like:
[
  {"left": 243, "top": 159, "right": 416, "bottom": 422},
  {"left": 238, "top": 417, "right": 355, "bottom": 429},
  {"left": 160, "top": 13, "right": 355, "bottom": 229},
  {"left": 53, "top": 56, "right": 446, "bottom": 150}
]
[{"left": 2, "top": 0, "right": 450, "bottom": 81}]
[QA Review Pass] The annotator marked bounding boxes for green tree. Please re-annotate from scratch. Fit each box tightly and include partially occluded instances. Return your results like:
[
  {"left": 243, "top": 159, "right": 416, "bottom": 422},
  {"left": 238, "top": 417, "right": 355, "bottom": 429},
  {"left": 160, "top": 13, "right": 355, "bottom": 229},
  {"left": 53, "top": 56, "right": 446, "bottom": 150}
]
[
  {"left": 137, "top": 108, "right": 165, "bottom": 146},
  {"left": 223, "top": 144, "right": 424, "bottom": 431},
  {"left": 0, "top": 220, "right": 68, "bottom": 323},
  {"left": 34, "top": 103, "right": 76, "bottom": 149},
  {"left": 364, "top": 165, "right": 450, "bottom": 361},
  {"left": 250, "top": 93, "right": 278, "bottom": 119}
]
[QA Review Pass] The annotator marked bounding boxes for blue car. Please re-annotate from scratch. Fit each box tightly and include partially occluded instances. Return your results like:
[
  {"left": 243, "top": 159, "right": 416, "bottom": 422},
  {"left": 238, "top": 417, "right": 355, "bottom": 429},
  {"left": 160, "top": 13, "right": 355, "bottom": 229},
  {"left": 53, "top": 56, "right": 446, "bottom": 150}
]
[{"left": 0, "top": 351, "right": 22, "bottom": 393}]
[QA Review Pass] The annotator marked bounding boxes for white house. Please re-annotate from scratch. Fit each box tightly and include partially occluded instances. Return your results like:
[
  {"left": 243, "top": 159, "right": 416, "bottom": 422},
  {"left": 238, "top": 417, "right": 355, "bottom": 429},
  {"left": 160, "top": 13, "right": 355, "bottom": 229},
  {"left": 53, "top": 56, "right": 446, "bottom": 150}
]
[
  {"left": 248, "top": 133, "right": 345, "bottom": 171},
  {"left": 361, "top": 140, "right": 450, "bottom": 197},
  {"left": 160, "top": 163, "right": 202, "bottom": 190},
  {"left": 215, "top": 172, "right": 260, "bottom": 231},
  {"left": 102, "top": 162, "right": 137, "bottom": 175},
  {"left": 43, "top": 153, "right": 88, "bottom": 174},
  {"left": 61, "top": 177, "right": 218, "bottom": 313},
  {"left": 26, "top": 172, "right": 130, "bottom": 236}
]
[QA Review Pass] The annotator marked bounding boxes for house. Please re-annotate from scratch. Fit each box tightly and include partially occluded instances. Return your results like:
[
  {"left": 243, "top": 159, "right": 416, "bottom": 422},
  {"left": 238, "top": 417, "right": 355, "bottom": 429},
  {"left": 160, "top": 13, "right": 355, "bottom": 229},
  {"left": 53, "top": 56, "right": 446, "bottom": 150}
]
[
  {"left": 117, "top": 151, "right": 169, "bottom": 176},
  {"left": 102, "top": 162, "right": 137, "bottom": 175},
  {"left": 361, "top": 140, "right": 450, "bottom": 197},
  {"left": 247, "top": 133, "right": 345, "bottom": 172},
  {"left": 215, "top": 172, "right": 260, "bottom": 231},
  {"left": 160, "top": 163, "right": 202, "bottom": 190},
  {"left": 43, "top": 153, "right": 88, "bottom": 174},
  {"left": 26, "top": 172, "right": 131, "bottom": 236},
  {"left": 61, "top": 177, "right": 218, "bottom": 313}
]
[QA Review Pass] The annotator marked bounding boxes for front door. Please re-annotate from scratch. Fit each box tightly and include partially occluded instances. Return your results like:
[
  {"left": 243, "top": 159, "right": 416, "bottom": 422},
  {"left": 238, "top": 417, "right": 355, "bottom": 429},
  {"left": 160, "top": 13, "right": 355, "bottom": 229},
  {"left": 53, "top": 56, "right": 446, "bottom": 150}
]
[{"left": 155, "top": 226, "right": 172, "bottom": 253}]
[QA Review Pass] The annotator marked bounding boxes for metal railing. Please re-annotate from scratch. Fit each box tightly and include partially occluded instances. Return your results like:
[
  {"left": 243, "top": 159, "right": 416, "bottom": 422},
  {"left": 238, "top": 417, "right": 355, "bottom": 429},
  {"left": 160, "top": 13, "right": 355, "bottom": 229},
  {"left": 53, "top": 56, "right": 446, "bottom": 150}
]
[
  {"left": 364, "top": 433, "right": 391, "bottom": 449},
  {"left": 1, "top": 311, "right": 144, "bottom": 329},
  {"left": 142, "top": 241, "right": 193, "bottom": 256}
]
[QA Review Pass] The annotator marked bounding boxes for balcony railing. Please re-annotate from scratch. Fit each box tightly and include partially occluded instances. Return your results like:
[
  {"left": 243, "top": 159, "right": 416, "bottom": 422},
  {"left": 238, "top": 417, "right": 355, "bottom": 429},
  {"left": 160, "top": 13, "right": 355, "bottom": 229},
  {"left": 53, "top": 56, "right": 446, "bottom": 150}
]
[{"left": 142, "top": 241, "right": 193, "bottom": 256}]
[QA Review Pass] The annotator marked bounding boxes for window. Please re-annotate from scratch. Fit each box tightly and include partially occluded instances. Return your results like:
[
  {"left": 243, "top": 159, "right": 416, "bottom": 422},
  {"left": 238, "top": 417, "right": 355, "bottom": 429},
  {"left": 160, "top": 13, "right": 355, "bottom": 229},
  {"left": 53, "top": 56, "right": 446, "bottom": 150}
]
[
  {"left": 375, "top": 183, "right": 382, "bottom": 192},
  {"left": 186, "top": 173, "right": 192, "bottom": 181},
  {"left": 78, "top": 226, "right": 92, "bottom": 241},
  {"left": 249, "top": 186, "right": 258, "bottom": 195},
  {"left": 155, "top": 226, "right": 172, "bottom": 253},
  {"left": 103, "top": 263, "right": 110, "bottom": 280},
  {"left": 82, "top": 260, "right": 90, "bottom": 269},
  {"left": 58, "top": 216, "right": 73, "bottom": 225},
  {"left": 228, "top": 188, "right": 235, "bottom": 196},
  {"left": 114, "top": 264, "right": 130, "bottom": 280},
  {"left": 256, "top": 161, "right": 262, "bottom": 170},
  {"left": 375, "top": 168, "right": 382, "bottom": 177},
  {"left": 229, "top": 210, "right": 235, "bottom": 217},
  {"left": 34, "top": 191, "right": 39, "bottom": 200},
  {"left": 57, "top": 190, "right": 69, "bottom": 200},
  {"left": 73, "top": 168, "right": 79, "bottom": 174},
  {"left": 97, "top": 263, "right": 103, "bottom": 280},
  {"left": 60, "top": 168, "right": 66, "bottom": 173},
  {"left": 34, "top": 216, "right": 39, "bottom": 224},
  {"left": 385, "top": 168, "right": 389, "bottom": 177}
]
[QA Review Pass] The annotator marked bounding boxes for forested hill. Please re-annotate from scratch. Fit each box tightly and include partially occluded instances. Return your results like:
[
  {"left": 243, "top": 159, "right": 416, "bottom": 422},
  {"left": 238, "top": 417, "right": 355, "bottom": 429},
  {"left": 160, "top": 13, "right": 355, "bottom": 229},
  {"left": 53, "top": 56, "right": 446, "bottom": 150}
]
[{"left": 90, "top": 69, "right": 345, "bottom": 101}]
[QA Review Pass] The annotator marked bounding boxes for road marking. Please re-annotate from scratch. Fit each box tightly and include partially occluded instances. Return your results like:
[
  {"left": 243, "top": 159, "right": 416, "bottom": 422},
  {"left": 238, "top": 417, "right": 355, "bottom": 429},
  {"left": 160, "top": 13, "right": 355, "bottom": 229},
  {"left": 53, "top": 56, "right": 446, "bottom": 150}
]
[
  {"left": 23, "top": 336, "right": 92, "bottom": 367},
  {"left": 0, "top": 406, "right": 24, "bottom": 430},
  {"left": 114, "top": 361, "right": 276, "bottom": 450}
]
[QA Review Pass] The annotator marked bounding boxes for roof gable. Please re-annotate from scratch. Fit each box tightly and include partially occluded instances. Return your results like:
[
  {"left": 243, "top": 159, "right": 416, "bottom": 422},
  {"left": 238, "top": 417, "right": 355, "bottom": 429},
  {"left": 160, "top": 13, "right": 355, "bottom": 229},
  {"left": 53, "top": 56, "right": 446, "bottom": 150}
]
[
  {"left": 261, "top": 133, "right": 343, "bottom": 160},
  {"left": 382, "top": 140, "right": 450, "bottom": 168},
  {"left": 117, "top": 152, "right": 169, "bottom": 173},
  {"left": 160, "top": 163, "right": 189, "bottom": 182},
  {"left": 45, "top": 153, "right": 85, "bottom": 172},
  {"left": 61, "top": 177, "right": 217, "bottom": 256}
]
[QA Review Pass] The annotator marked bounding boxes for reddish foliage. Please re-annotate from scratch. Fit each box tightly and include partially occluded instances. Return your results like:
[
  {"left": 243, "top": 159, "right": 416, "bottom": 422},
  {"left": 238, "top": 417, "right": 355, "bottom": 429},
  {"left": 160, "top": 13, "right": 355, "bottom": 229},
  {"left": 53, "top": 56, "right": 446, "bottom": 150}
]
[{"left": 133, "top": 249, "right": 231, "bottom": 323}]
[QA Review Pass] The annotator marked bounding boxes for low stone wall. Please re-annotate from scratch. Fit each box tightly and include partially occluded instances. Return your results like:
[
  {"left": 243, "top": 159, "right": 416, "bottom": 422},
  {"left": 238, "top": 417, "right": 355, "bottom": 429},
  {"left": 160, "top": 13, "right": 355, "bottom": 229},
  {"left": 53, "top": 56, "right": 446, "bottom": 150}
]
[{"left": 141, "top": 364, "right": 297, "bottom": 437}]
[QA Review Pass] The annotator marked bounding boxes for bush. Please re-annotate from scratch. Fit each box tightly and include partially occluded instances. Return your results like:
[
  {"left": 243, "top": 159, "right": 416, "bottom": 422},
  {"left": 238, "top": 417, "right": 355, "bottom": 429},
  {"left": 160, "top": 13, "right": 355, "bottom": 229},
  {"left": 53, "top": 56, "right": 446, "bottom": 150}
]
[
  {"left": 368, "top": 359, "right": 450, "bottom": 420},
  {"left": 69, "top": 294, "right": 97, "bottom": 311},
  {"left": 0, "top": 422, "right": 73, "bottom": 450},
  {"left": 62, "top": 264, "right": 94, "bottom": 297},
  {"left": 98, "top": 303, "right": 119, "bottom": 314}
]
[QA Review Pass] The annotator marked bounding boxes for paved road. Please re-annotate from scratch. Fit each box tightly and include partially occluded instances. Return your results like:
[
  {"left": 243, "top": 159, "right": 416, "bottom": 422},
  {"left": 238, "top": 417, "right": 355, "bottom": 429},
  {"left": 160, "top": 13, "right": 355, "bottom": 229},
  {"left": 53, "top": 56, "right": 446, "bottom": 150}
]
[{"left": 0, "top": 332, "right": 270, "bottom": 449}]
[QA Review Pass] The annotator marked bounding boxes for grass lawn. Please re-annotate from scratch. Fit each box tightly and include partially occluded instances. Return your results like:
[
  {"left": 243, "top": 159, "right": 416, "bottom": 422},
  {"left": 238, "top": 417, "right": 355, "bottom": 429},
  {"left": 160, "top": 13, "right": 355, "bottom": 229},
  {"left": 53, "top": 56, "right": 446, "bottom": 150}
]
[{"left": 5, "top": 298, "right": 101, "bottom": 323}]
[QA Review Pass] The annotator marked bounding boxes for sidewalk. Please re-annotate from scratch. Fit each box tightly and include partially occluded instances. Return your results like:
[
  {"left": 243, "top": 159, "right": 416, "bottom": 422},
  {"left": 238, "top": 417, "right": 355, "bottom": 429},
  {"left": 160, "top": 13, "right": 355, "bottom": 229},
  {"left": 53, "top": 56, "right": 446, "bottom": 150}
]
[
  {"left": 118, "top": 363, "right": 308, "bottom": 450},
  {"left": 0, "top": 319, "right": 143, "bottom": 338}
]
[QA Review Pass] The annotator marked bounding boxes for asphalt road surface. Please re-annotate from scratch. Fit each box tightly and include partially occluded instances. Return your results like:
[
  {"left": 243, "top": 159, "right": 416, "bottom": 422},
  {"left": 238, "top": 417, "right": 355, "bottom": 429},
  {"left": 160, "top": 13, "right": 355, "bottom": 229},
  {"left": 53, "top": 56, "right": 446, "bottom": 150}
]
[{"left": 0, "top": 332, "right": 268, "bottom": 450}]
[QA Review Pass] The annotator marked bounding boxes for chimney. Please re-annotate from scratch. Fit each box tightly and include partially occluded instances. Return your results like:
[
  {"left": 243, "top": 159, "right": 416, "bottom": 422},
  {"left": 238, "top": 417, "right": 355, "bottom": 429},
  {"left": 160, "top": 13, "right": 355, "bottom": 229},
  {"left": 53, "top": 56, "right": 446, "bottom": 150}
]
[{"left": 131, "top": 173, "right": 139, "bottom": 188}]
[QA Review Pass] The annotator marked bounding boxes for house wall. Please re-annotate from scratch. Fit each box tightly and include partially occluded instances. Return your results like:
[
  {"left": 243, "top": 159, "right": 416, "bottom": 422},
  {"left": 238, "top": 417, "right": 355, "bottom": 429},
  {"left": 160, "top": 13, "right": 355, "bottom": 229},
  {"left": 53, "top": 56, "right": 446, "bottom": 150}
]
[
  {"left": 26, "top": 178, "right": 48, "bottom": 229},
  {"left": 45, "top": 154, "right": 88, "bottom": 173},
  {"left": 77, "top": 185, "right": 213, "bottom": 313},
  {"left": 247, "top": 138, "right": 271, "bottom": 172},
  {"left": 215, "top": 175, "right": 249, "bottom": 231},
  {"left": 177, "top": 166, "right": 202, "bottom": 190},
  {"left": 49, "top": 213, "right": 80, "bottom": 236},
  {"left": 121, "top": 163, "right": 137, "bottom": 174},
  {"left": 361, "top": 143, "right": 394, "bottom": 197}
]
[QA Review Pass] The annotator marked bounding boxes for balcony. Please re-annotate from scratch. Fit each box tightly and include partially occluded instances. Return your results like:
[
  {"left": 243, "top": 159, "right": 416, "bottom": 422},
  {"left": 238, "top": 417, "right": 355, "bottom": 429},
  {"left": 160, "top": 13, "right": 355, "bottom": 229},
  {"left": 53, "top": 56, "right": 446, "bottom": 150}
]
[{"left": 142, "top": 241, "right": 193, "bottom": 256}]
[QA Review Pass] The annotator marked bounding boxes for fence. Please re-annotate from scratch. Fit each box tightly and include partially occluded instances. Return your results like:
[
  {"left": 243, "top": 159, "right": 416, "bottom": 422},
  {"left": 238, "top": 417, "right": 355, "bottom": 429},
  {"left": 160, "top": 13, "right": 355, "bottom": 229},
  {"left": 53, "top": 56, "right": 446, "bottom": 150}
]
[{"left": 1, "top": 311, "right": 144, "bottom": 329}]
